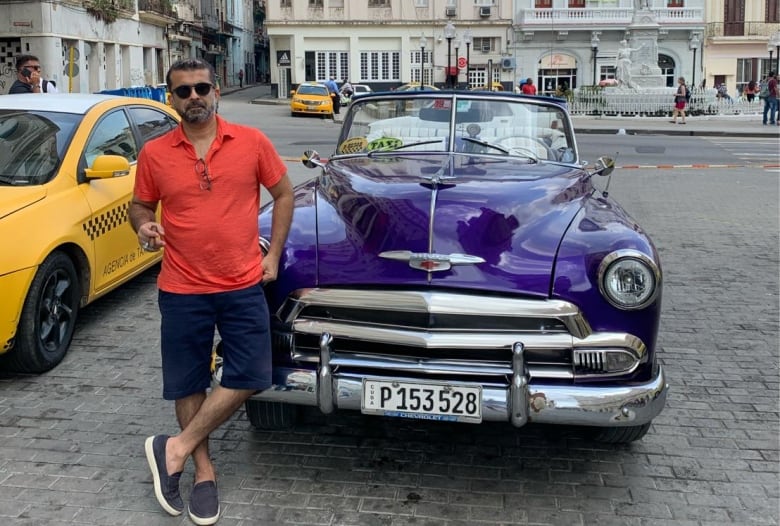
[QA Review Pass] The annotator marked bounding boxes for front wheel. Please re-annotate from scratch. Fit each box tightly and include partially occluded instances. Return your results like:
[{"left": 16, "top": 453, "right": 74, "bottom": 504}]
[
  {"left": 590, "top": 423, "right": 651, "bottom": 444},
  {"left": 1, "top": 251, "right": 80, "bottom": 373},
  {"left": 245, "top": 400, "right": 298, "bottom": 430}
]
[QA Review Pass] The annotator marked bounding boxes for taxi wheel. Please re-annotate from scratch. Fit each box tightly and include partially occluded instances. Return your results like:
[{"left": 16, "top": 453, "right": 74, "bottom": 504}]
[
  {"left": 3, "top": 252, "right": 80, "bottom": 373},
  {"left": 245, "top": 400, "right": 298, "bottom": 430}
]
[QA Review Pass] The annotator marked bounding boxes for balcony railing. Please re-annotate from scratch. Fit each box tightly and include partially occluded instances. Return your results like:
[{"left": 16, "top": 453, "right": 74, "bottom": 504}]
[
  {"left": 520, "top": 7, "right": 703, "bottom": 26},
  {"left": 138, "top": 0, "right": 175, "bottom": 17},
  {"left": 706, "top": 21, "right": 780, "bottom": 38}
]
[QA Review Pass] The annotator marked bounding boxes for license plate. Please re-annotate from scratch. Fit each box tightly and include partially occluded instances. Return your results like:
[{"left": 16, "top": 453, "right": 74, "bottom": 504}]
[
  {"left": 361, "top": 379, "right": 482, "bottom": 423},
  {"left": 307, "top": 105, "right": 318, "bottom": 110}
]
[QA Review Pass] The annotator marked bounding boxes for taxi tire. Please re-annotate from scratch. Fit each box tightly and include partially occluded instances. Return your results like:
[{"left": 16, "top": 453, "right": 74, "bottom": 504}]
[
  {"left": 245, "top": 400, "right": 298, "bottom": 430},
  {"left": 2, "top": 252, "right": 80, "bottom": 373}
]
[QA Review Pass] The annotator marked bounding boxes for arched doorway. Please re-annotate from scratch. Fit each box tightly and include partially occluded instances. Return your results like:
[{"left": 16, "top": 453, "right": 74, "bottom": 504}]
[
  {"left": 658, "top": 54, "right": 676, "bottom": 87},
  {"left": 538, "top": 53, "right": 578, "bottom": 96}
]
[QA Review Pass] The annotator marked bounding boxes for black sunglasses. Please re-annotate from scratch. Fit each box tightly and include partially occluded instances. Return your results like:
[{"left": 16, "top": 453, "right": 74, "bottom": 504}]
[{"left": 172, "top": 82, "right": 213, "bottom": 99}]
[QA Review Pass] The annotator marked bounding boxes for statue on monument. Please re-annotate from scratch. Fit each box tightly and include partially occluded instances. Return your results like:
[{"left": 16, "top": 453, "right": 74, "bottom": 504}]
[
  {"left": 636, "top": 0, "right": 651, "bottom": 10},
  {"left": 615, "top": 40, "right": 645, "bottom": 89}
]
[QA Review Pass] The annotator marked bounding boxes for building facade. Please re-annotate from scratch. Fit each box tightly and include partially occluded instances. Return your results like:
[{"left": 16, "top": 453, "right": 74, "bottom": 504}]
[
  {"left": 703, "top": 0, "right": 780, "bottom": 97},
  {"left": 0, "top": 0, "right": 258, "bottom": 94},
  {"left": 264, "top": 0, "right": 515, "bottom": 96}
]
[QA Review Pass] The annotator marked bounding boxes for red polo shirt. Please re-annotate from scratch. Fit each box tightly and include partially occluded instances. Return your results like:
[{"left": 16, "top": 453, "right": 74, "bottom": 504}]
[{"left": 134, "top": 115, "right": 286, "bottom": 294}]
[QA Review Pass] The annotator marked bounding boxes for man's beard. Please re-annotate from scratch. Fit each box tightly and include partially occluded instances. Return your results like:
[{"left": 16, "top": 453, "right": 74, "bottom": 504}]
[{"left": 178, "top": 101, "right": 215, "bottom": 124}]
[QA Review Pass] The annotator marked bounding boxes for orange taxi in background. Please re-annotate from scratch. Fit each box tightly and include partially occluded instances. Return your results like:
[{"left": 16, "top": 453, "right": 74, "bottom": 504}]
[{"left": 0, "top": 94, "right": 179, "bottom": 373}]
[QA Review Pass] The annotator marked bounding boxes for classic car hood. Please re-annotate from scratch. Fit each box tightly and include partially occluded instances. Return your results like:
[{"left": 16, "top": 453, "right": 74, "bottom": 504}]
[
  {"left": 0, "top": 187, "right": 46, "bottom": 220},
  {"left": 315, "top": 156, "right": 589, "bottom": 296}
]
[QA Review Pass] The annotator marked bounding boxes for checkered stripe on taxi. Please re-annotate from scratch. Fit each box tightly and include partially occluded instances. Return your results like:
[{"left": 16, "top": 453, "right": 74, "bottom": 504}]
[{"left": 83, "top": 201, "right": 130, "bottom": 240}]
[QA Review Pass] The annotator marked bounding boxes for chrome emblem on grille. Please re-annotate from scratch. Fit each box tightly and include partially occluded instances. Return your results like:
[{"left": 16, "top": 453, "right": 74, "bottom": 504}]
[{"left": 379, "top": 250, "right": 486, "bottom": 272}]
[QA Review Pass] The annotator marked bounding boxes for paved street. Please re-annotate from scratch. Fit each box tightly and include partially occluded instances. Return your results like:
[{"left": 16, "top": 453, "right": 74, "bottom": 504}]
[{"left": 0, "top": 87, "right": 777, "bottom": 526}]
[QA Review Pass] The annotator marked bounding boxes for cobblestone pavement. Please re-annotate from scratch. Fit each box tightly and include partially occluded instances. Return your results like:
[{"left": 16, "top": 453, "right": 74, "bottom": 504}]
[{"left": 0, "top": 160, "right": 778, "bottom": 525}]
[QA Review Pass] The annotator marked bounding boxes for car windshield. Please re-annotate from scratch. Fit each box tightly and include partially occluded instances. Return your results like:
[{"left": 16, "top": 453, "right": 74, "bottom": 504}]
[
  {"left": 297, "top": 85, "right": 328, "bottom": 96},
  {"left": 0, "top": 110, "right": 81, "bottom": 186},
  {"left": 337, "top": 95, "right": 576, "bottom": 162}
]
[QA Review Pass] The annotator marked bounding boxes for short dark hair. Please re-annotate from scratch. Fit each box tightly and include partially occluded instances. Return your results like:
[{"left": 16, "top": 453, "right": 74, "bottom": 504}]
[
  {"left": 166, "top": 58, "right": 217, "bottom": 89},
  {"left": 15, "top": 54, "right": 39, "bottom": 71}
]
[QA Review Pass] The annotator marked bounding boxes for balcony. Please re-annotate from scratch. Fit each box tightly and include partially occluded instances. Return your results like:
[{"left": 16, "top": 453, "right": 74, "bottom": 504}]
[
  {"left": 519, "top": 7, "right": 703, "bottom": 27},
  {"left": 138, "top": 0, "right": 177, "bottom": 25},
  {"left": 706, "top": 21, "right": 780, "bottom": 39}
]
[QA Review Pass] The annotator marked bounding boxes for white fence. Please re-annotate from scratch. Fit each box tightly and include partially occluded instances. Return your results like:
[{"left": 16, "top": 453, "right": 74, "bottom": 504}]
[{"left": 568, "top": 87, "right": 765, "bottom": 117}]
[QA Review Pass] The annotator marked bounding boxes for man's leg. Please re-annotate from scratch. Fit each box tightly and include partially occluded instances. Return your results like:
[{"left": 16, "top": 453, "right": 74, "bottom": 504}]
[
  {"left": 173, "top": 391, "right": 213, "bottom": 483},
  {"left": 164, "top": 385, "right": 254, "bottom": 477}
]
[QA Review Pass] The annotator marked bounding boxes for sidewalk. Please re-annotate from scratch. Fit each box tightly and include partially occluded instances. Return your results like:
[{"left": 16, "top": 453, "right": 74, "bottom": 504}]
[{"left": 230, "top": 83, "right": 780, "bottom": 137}]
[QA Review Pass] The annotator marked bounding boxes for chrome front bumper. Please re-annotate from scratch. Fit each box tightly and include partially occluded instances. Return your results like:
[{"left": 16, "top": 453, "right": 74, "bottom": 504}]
[{"left": 251, "top": 343, "right": 668, "bottom": 428}]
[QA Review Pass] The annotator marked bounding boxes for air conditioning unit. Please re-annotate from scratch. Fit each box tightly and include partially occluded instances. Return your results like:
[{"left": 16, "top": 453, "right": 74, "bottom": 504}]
[
  {"left": 445, "top": 7, "right": 456, "bottom": 17},
  {"left": 479, "top": 6, "right": 491, "bottom": 17},
  {"left": 501, "top": 57, "right": 516, "bottom": 69},
  {"left": 481, "top": 42, "right": 491, "bottom": 52}
]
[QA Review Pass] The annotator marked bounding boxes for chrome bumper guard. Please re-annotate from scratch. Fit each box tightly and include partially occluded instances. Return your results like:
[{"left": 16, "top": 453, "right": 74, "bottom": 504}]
[{"left": 252, "top": 337, "right": 668, "bottom": 428}]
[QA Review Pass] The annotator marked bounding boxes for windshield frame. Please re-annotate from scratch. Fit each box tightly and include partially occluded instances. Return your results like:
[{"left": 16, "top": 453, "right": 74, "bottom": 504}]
[{"left": 335, "top": 93, "right": 578, "bottom": 164}]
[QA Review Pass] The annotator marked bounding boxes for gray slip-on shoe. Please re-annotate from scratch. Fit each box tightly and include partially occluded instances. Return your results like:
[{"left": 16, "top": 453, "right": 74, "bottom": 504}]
[
  {"left": 188, "top": 480, "right": 220, "bottom": 525},
  {"left": 144, "top": 435, "right": 184, "bottom": 516}
]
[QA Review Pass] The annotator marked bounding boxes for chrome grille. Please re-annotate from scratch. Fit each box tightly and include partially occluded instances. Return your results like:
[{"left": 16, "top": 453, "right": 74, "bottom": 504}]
[{"left": 274, "top": 289, "right": 645, "bottom": 381}]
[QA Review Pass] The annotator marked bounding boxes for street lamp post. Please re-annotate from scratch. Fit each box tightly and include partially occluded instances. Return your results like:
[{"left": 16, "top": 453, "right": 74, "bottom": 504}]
[
  {"left": 689, "top": 34, "right": 699, "bottom": 88},
  {"left": 463, "top": 29, "right": 472, "bottom": 90},
  {"left": 444, "top": 21, "right": 456, "bottom": 89},
  {"left": 419, "top": 36, "right": 427, "bottom": 90},
  {"left": 772, "top": 31, "right": 780, "bottom": 73},
  {"left": 454, "top": 39, "right": 461, "bottom": 89},
  {"left": 590, "top": 33, "right": 599, "bottom": 86}
]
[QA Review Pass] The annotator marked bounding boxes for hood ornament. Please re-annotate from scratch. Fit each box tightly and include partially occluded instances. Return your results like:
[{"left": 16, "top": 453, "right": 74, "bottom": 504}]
[{"left": 379, "top": 250, "right": 485, "bottom": 272}]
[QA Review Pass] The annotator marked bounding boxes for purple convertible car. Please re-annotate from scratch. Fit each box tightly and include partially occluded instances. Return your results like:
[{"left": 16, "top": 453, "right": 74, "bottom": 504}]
[{"left": 238, "top": 90, "right": 668, "bottom": 443}]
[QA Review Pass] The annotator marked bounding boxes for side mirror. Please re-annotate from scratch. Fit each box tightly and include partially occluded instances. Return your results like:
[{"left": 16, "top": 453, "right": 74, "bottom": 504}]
[
  {"left": 84, "top": 155, "right": 131, "bottom": 179},
  {"left": 593, "top": 156, "right": 615, "bottom": 177},
  {"left": 289, "top": 90, "right": 296, "bottom": 97},
  {"left": 301, "top": 150, "right": 322, "bottom": 169}
]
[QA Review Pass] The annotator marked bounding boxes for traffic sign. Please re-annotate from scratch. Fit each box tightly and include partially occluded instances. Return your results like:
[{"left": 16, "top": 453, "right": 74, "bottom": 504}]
[{"left": 457, "top": 57, "right": 467, "bottom": 69}]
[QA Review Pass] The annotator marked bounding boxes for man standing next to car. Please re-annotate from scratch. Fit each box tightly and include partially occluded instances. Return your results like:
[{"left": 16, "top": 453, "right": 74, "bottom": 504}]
[
  {"left": 129, "top": 58, "right": 293, "bottom": 526},
  {"left": 325, "top": 76, "right": 340, "bottom": 115}
]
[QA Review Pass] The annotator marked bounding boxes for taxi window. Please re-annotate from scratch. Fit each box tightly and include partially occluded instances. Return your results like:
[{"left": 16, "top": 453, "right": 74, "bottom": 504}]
[
  {"left": 128, "top": 107, "right": 177, "bottom": 145},
  {"left": 83, "top": 110, "right": 138, "bottom": 166}
]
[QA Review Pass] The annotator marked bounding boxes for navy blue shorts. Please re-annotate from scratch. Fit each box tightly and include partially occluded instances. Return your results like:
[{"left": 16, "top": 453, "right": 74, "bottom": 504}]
[{"left": 158, "top": 282, "right": 272, "bottom": 400}]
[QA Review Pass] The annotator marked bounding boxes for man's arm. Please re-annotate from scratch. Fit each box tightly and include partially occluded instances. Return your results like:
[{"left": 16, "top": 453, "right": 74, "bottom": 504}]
[
  {"left": 129, "top": 197, "right": 165, "bottom": 251},
  {"left": 261, "top": 174, "right": 294, "bottom": 283}
]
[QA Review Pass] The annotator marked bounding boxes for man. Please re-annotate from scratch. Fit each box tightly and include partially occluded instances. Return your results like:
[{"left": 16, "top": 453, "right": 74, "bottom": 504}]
[
  {"left": 325, "top": 76, "right": 340, "bottom": 115},
  {"left": 8, "top": 55, "right": 43, "bottom": 94},
  {"left": 521, "top": 78, "right": 537, "bottom": 95},
  {"left": 762, "top": 71, "right": 777, "bottom": 126},
  {"left": 237, "top": 68, "right": 243, "bottom": 88},
  {"left": 129, "top": 58, "right": 293, "bottom": 525}
]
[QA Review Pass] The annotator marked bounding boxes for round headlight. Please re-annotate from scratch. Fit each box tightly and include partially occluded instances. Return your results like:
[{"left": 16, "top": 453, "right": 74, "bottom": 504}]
[{"left": 598, "top": 250, "right": 660, "bottom": 310}]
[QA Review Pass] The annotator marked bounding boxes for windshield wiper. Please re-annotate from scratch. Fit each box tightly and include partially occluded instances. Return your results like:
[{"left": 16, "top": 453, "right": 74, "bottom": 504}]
[
  {"left": 0, "top": 174, "right": 21, "bottom": 185},
  {"left": 367, "top": 139, "right": 444, "bottom": 156}
]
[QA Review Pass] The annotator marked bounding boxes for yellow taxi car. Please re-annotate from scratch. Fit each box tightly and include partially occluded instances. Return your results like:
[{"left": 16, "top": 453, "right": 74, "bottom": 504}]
[
  {"left": 0, "top": 94, "right": 179, "bottom": 373},
  {"left": 290, "top": 82, "right": 334, "bottom": 117}
]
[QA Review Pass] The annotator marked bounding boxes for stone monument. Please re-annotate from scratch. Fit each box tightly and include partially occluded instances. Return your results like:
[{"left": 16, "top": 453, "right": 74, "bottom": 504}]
[{"left": 615, "top": 1, "right": 665, "bottom": 89}]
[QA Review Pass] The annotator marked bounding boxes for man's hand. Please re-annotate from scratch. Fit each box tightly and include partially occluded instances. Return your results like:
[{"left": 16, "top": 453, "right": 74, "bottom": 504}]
[
  {"left": 138, "top": 221, "right": 165, "bottom": 252},
  {"left": 261, "top": 255, "right": 280, "bottom": 283}
]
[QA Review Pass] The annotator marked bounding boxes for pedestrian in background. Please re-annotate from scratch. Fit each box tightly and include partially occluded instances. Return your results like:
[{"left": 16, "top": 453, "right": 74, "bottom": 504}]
[
  {"left": 762, "top": 71, "right": 777, "bottom": 126},
  {"left": 8, "top": 55, "right": 43, "bottom": 94},
  {"left": 325, "top": 76, "right": 340, "bottom": 115},
  {"left": 129, "top": 58, "right": 294, "bottom": 526},
  {"left": 670, "top": 76, "right": 687, "bottom": 124},
  {"left": 743, "top": 80, "right": 757, "bottom": 102},
  {"left": 521, "top": 78, "right": 537, "bottom": 95},
  {"left": 237, "top": 68, "right": 243, "bottom": 88}
]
